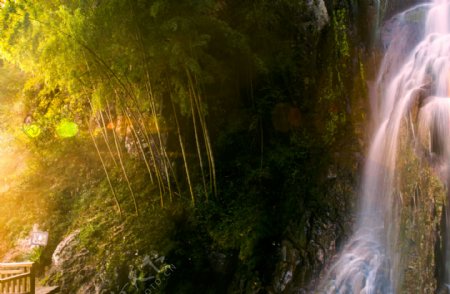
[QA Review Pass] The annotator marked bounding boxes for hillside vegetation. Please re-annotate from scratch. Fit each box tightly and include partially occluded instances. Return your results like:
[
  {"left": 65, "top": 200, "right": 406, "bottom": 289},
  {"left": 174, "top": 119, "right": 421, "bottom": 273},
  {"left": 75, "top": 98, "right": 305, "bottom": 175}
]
[{"left": 0, "top": 0, "right": 372, "bottom": 292}]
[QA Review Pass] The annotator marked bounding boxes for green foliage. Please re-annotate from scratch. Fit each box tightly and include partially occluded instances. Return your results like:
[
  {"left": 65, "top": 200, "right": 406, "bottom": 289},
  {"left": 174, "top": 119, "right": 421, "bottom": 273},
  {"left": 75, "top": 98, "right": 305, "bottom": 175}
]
[
  {"left": 397, "top": 125, "right": 445, "bottom": 292},
  {"left": 0, "top": 0, "right": 368, "bottom": 292},
  {"left": 333, "top": 9, "right": 351, "bottom": 59},
  {"left": 26, "top": 246, "right": 43, "bottom": 263}
]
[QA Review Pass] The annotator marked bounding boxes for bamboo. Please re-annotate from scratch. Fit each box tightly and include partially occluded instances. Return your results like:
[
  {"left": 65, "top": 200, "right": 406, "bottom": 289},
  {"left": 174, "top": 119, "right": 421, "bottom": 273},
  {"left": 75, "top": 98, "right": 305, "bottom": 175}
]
[
  {"left": 86, "top": 118, "right": 123, "bottom": 217},
  {"left": 188, "top": 85, "right": 208, "bottom": 199},
  {"left": 81, "top": 53, "right": 119, "bottom": 168},
  {"left": 124, "top": 109, "right": 167, "bottom": 206},
  {"left": 127, "top": 0, "right": 176, "bottom": 202},
  {"left": 107, "top": 110, "right": 139, "bottom": 215},
  {"left": 187, "top": 70, "right": 217, "bottom": 197},
  {"left": 171, "top": 98, "right": 195, "bottom": 204}
]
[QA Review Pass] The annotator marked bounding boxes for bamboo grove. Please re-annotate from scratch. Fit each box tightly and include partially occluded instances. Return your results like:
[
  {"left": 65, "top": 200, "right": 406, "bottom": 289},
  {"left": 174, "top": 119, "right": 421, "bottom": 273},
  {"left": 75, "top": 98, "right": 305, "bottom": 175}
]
[{"left": 0, "top": 0, "right": 258, "bottom": 214}]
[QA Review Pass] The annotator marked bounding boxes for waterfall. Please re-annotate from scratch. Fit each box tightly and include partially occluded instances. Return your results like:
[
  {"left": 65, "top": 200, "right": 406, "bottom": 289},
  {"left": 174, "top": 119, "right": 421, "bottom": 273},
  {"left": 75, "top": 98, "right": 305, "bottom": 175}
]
[{"left": 318, "top": 1, "right": 450, "bottom": 292}]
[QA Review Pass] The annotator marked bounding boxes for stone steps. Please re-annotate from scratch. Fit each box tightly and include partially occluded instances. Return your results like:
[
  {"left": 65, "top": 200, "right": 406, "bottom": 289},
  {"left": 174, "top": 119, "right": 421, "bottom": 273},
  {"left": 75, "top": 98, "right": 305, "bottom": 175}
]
[{"left": 36, "top": 286, "right": 59, "bottom": 294}]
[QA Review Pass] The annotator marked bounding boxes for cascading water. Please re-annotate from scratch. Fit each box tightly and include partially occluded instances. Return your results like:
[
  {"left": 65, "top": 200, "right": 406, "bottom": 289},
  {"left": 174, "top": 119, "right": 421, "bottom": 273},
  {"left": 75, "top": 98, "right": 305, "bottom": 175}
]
[{"left": 319, "top": 0, "right": 450, "bottom": 292}]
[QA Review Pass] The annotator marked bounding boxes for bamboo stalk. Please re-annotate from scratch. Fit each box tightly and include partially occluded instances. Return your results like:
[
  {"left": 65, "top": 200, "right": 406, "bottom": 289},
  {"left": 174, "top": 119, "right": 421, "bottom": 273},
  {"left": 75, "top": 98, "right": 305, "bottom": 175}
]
[
  {"left": 187, "top": 70, "right": 217, "bottom": 197},
  {"left": 188, "top": 84, "right": 208, "bottom": 199},
  {"left": 81, "top": 65, "right": 138, "bottom": 215},
  {"left": 80, "top": 58, "right": 139, "bottom": 215},
  {"left": 78, "top": 69, "right": 119, "bottom": 168},
  {"left": 171, "top": 98, "right": 195, "bottom": 204},
  {"left": 123, "top": 107, "right": 166, "bottom": 207},
  {"left": 86, "top": 118, "right": 123, "bottom": 217},
  {"left": 127, "top": 0, "right": 176, "bottom": 202},
  {"left": 106, "top": 106, "right": 139, "bottom": 215}
]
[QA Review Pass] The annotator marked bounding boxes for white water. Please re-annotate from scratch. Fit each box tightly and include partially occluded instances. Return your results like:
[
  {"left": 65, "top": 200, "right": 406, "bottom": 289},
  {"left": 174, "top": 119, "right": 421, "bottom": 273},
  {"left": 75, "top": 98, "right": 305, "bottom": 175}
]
[{"left": 319, "top": 1, "right": 450, "bottom": 292}]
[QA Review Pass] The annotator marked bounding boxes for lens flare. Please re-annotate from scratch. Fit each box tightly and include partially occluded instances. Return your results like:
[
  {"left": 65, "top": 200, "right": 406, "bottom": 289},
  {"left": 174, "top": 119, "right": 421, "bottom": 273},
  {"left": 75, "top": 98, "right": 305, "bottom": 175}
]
[{"left": 55, "top": 120, "right": 78, "bottom": 138}]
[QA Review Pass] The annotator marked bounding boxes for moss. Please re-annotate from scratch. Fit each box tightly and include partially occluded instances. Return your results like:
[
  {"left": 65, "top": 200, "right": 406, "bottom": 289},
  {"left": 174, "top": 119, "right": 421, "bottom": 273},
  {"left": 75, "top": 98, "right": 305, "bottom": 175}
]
[
  {"left": 333, "top": 9, "right": 351, "bottom": 60},
  {"left": 0, "top": 2, "right": 372, "bottom": 293},
  {"left": 396, "top": 123, "right": 445, "bottom": 293}
]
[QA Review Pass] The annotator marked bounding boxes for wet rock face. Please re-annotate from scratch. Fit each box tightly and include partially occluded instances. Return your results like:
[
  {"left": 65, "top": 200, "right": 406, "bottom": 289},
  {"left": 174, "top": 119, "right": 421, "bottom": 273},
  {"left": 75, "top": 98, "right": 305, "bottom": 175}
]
[
  {"left": 297, "top": 0, "right": 330, "bottom": 36},
  {"left": 393, "top": 114, "right": 446, "bottom": 292},
  {"left": 382, "top": 0, "right": 426, "bottom": 20},
  {"left": 307, "top": 0, "right": 330, "bottom": 31},
  {"left": 269, "top": 170, "right": 356, "bottom": 293},
  {"left": 47, "top": 230, "right": 98, "bottom": 293},
  {"left": 209, "top": 251, "right": 234, "bottom": 274},
  {"left": 265, "top": 1, "right": 366, "bottom": 293},
  {"left": 272, "top": 240, "right": 299, "bottom": 293},
  {"left": 51, "top": 230, "right": 80, "bottom": 267}
]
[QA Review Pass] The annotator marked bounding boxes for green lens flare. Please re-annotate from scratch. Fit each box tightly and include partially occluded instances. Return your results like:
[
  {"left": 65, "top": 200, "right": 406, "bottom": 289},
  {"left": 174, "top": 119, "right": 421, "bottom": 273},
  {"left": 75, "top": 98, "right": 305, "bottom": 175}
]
[
  {"left": 23, "top": 123, "right": 41, "bottom": 138},
  {"left": 56, "top": 120, "right": 78, "bottom": 138}
]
